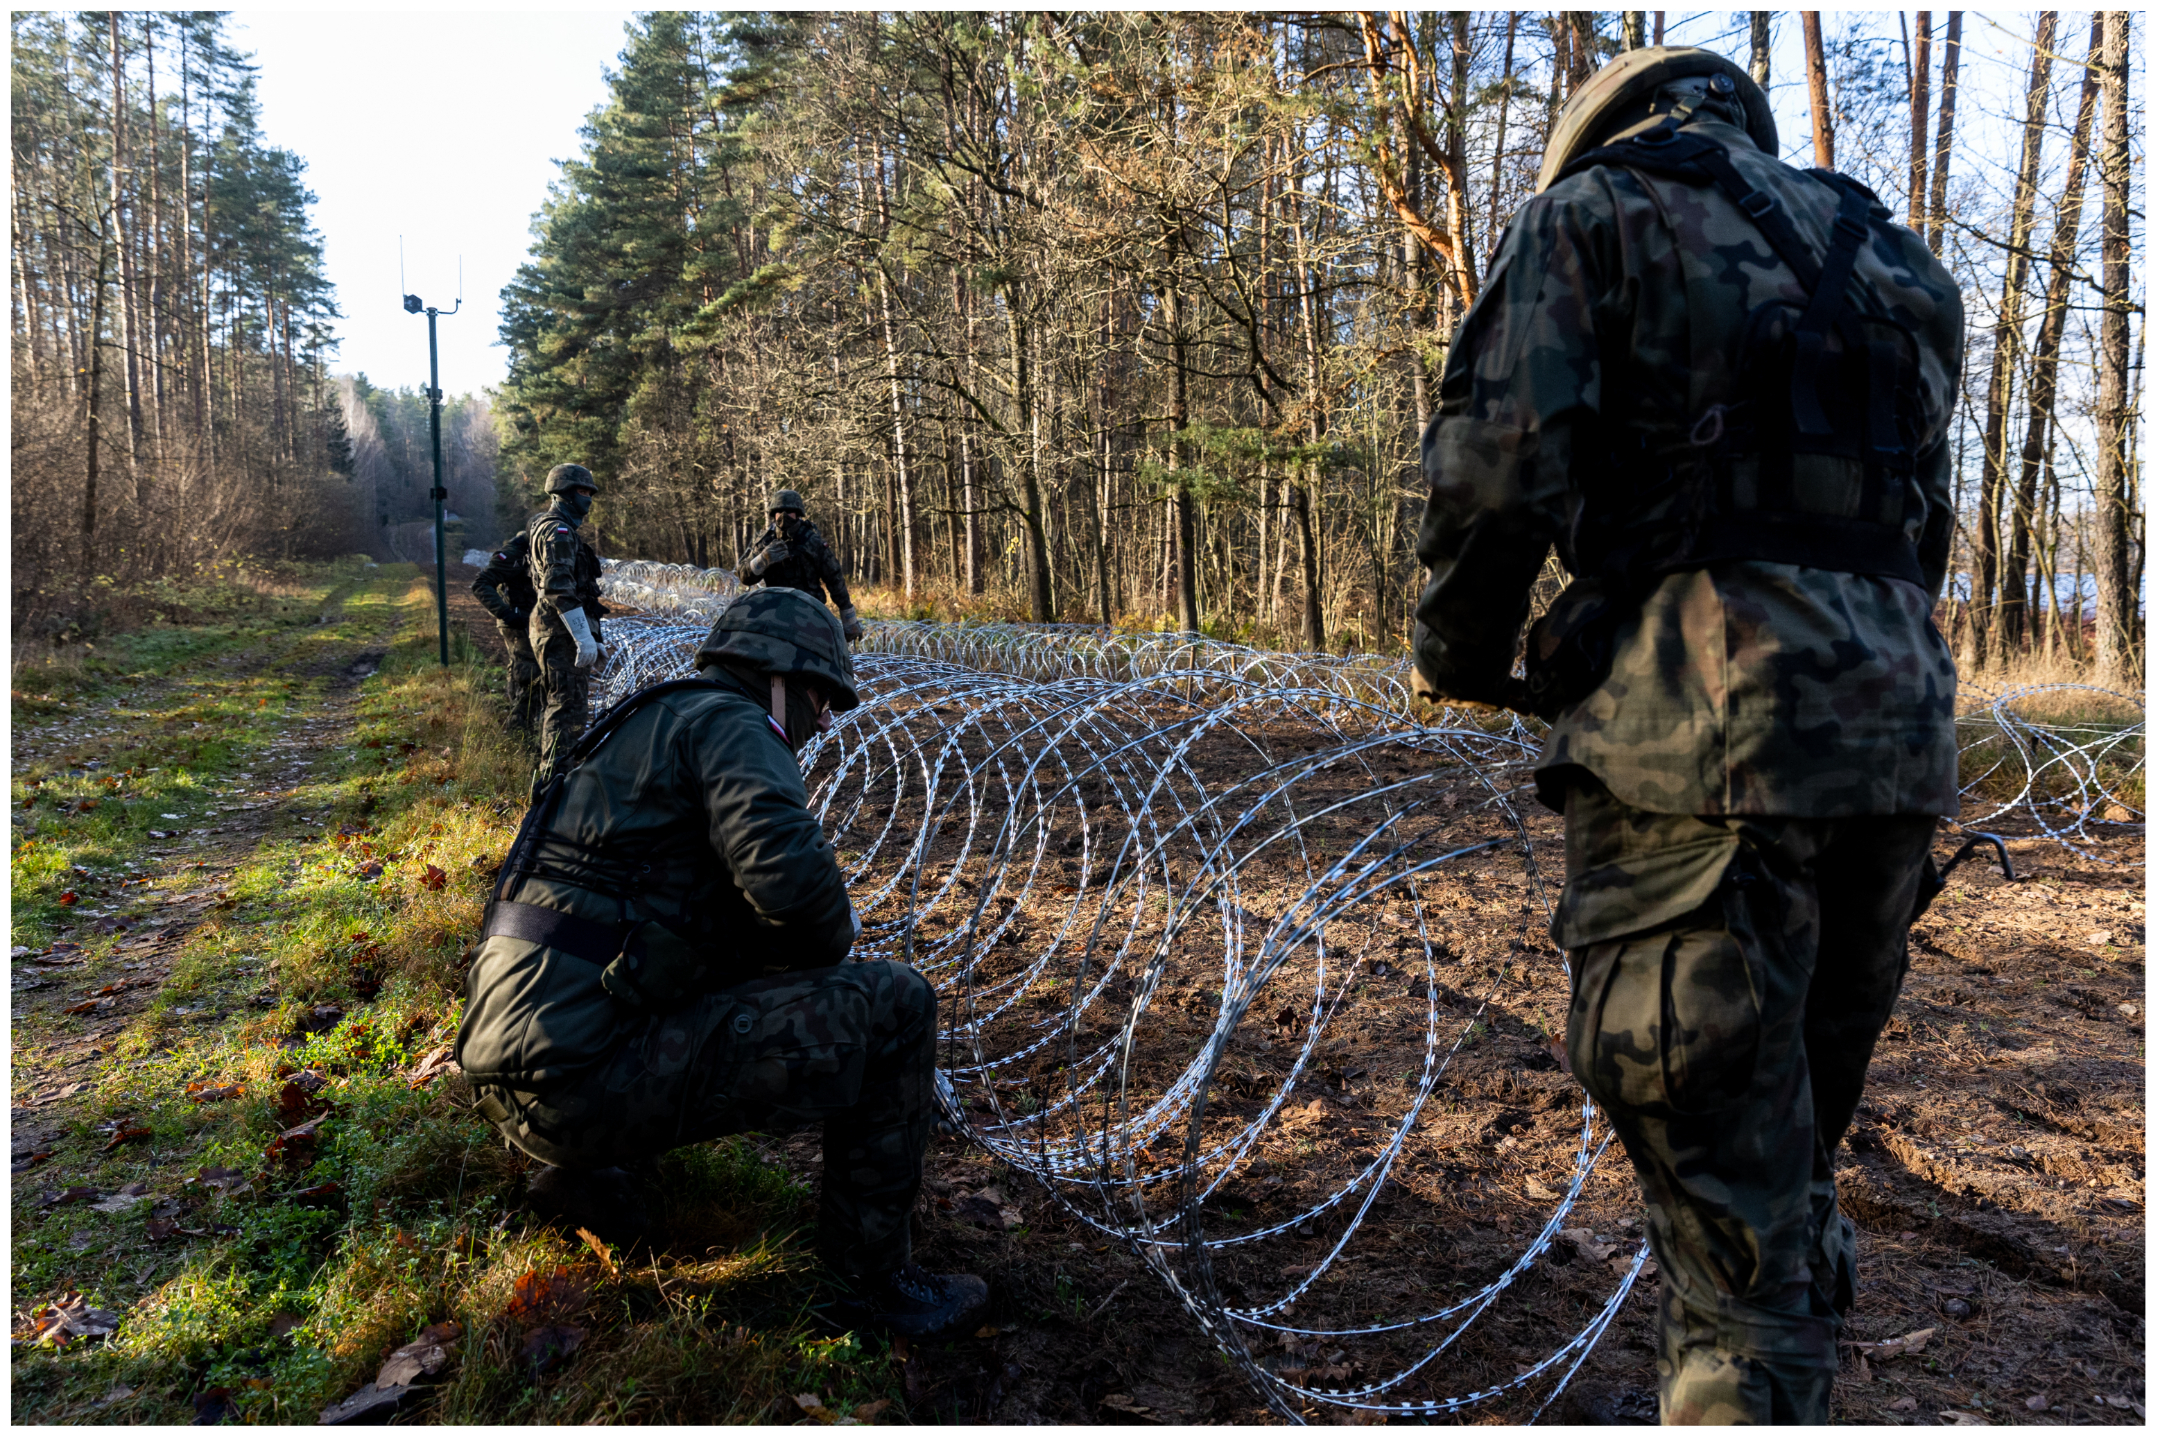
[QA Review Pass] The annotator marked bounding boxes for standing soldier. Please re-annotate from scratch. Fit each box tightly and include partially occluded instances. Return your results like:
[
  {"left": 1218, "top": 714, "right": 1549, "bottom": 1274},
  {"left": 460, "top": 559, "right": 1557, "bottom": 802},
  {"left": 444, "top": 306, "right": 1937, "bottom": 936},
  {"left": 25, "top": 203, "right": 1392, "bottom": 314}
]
[
  {"left": 455, "top": 587, "right": 986, "bottom": 1336},
  {"left": 525, "top": 464, "right": 609, "bottom": 795},
  {"left": 471, "top": 531, "right": 541, "bottom": 744},
  {"left": 1409, "top": 50, "right": 1963, "bottom": 1424},
  {"left": 741, "top": 489, "right": 865, "bottom": 642}
]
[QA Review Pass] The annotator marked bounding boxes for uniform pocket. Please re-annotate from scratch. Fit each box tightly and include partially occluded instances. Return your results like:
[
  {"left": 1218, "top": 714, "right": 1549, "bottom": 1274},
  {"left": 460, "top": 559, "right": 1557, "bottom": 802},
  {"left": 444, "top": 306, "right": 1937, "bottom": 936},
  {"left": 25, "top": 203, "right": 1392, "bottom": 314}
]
[{"left": 1569, "top": 862, "right": 1768, "bottom": 1118}]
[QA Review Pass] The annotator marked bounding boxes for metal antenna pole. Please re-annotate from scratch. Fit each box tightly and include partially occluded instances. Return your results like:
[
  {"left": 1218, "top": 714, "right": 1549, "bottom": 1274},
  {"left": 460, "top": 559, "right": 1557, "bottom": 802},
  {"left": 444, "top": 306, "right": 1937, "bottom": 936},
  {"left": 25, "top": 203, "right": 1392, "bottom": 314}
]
[
  {"left": 427, "top": 307, "right": 449, "bottom": 666},
  {"left": 406, "top": 285, "right": 461, "bottom": 667}
]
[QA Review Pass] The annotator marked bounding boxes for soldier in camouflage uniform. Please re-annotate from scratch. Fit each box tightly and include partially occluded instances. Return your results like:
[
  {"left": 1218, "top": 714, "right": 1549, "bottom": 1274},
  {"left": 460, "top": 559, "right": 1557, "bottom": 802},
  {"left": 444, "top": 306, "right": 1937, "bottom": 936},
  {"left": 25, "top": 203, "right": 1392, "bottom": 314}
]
[
  {"left": 1409, "top": 49, "right": 1963, "bottom": 1425},
  {"left": 470, "top": 531, "right": 542, "bottom": 742},
  {"left": 741, "top": 489, "right": 865, "bottom": 642},
  {"left": 455, "top": 586, "right": 987, "bottom": 1337},
  {"left": 524, "top": 464, "right": 610, "bottom": 794}
]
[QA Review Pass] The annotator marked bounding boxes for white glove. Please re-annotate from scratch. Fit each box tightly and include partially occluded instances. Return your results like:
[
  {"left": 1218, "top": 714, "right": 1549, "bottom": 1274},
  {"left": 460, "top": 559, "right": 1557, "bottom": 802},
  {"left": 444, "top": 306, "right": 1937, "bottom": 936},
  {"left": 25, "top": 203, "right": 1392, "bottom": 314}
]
[{"left": 561, "top": 606, "right": 599, "bottom": 670}]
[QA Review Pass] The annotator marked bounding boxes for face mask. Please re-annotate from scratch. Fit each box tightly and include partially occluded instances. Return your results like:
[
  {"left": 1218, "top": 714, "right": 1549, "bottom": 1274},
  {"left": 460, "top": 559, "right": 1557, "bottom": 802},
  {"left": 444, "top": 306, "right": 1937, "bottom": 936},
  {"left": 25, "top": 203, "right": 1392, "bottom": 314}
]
[
  {"left": 777, "top": 513, "right": 803, "bottom": 540},
  {"left": 769, "top": 674, "right": 833, "bottom": 752},
  {"left": 560, "top": 491, "right": 594, "bottom": 525}
]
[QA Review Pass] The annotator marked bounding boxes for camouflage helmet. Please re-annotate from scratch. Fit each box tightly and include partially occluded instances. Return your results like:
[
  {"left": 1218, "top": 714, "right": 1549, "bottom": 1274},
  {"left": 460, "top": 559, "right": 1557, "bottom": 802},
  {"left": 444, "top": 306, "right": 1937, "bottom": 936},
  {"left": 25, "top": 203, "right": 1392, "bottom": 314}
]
[
  {"left": 1536, "top": 46, "right": 1778, "bottom": 193},
  {"left": 546, "top": 463, "right": 598, "bottom": 496},
  {"left": 769, "top": 489, "right": 806, "bottom": 516},
  {"left": 694, "top": 587, "right": 861, "bottom": 712}
]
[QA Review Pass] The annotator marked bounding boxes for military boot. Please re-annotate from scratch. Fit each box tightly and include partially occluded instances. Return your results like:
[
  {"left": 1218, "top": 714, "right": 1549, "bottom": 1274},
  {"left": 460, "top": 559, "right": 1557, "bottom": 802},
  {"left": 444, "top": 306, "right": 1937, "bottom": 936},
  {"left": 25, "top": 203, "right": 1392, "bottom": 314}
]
[
  {"left": 524, "top": 1164, "right": 651, "bottom": 1247},
  {"left": 833, "top": 1264, "right": 989, "bottom": 1338}
]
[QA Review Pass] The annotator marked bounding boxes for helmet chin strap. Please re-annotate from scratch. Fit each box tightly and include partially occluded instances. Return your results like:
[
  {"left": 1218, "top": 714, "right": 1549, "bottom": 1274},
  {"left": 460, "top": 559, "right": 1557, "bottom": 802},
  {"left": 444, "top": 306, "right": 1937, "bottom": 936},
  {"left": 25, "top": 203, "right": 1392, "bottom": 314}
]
[{"left": 771, "top": 674, "right": 788, "bottom": 727}]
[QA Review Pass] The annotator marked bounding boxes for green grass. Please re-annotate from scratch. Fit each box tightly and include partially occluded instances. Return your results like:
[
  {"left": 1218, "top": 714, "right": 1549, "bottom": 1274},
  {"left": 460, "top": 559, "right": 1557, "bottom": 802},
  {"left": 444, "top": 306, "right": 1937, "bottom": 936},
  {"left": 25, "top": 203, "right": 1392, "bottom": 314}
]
[{"left": 10, "top": 564, "right": 905, "bottom": 1425}]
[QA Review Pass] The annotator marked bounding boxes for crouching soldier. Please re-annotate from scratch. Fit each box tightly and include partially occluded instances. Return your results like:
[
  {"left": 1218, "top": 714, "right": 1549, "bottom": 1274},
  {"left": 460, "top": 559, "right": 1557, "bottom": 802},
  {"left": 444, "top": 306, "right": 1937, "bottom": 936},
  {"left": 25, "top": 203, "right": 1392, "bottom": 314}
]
[{"left": 454, "top": 587, "right": 986, "bottom": 1337}]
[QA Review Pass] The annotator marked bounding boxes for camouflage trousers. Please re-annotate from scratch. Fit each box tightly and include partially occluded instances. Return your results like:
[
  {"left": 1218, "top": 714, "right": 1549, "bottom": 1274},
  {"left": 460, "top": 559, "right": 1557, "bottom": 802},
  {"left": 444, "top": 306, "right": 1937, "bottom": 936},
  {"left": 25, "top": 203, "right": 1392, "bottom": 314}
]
[
  {"left": 496, "top": 620, "right": 541, "bottom": 741},
  {"left": 530, "top": 627, "right": 591, "bottom": 788},
  {"left": 477, "top": 959, "right": 938, "bottom": 1280},
  {"left": 1553, "top": 778, "right": 1937, "bottom": 1425}
]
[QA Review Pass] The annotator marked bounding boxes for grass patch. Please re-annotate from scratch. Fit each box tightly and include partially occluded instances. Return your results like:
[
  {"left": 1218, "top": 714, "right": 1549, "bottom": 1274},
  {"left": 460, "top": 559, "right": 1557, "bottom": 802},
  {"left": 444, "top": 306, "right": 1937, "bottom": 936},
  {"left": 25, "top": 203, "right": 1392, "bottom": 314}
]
[{"left": 11, "top": 567, "right": 902, "bottom": 1425}]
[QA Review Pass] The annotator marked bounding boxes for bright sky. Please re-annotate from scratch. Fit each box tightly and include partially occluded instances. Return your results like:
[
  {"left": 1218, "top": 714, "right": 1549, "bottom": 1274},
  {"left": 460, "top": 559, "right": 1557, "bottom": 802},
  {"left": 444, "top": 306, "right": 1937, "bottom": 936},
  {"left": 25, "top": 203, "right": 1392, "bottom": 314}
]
[{"left": 234, "top": 10, "right": 635, "bottom": 398}]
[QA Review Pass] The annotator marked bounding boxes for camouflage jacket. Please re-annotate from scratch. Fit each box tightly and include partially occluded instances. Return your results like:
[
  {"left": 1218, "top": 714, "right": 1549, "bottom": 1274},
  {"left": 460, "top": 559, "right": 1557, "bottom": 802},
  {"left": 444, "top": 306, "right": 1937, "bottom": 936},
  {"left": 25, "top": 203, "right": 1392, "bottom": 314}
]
[
  {"left": 524, "top": 504, "right": 608, "bottom": 636},
  {"left": 470, "top": 531, "right": 538, "bottom": 626},
  {"left": 742, "top": 520, "right": 852, "bottom": 610},
  {"left": 1412, "top": 117, "right": 1963, "bottom": 818},
  {"left": 455, "top": 679, "right": 856, "bottom": 1092}
]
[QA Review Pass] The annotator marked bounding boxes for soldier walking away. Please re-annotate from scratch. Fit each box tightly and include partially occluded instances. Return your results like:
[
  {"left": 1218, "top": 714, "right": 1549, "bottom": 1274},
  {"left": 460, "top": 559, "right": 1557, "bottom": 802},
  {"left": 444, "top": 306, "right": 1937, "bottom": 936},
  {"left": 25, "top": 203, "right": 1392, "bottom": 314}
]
[
  {"left": 741, "top": 489, "right": 864, "bottom": 642},
  {"left": 524, "top": 464, "right": 610, "bottom": 797},
  {"left": 470, "top": 531, "right": 542, "bottom": 744},
  {"left": 1409, "top": 48, "right": 1963, "bottom": 1425},
  {"left": 454, "top": 587, "right": 987, "bottom": 1337}
]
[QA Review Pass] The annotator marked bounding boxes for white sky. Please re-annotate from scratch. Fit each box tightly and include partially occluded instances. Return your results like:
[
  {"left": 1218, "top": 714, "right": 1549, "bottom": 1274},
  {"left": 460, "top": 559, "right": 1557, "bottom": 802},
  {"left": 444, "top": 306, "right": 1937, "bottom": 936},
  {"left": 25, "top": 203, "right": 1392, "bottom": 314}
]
[{"left": 234, "top": 10, "right": 635, "bottom": 398}]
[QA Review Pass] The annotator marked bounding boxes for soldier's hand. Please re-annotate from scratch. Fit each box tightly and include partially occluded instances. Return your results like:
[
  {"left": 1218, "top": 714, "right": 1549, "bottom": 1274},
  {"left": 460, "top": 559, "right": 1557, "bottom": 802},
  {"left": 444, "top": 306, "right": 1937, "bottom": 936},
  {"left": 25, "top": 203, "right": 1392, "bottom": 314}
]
[
  {"left": 762, "top": 541, "right": 793, "bottom": 568},
  {"left": 1410, "top": 670, "right": 1521, "bottom": 726}
]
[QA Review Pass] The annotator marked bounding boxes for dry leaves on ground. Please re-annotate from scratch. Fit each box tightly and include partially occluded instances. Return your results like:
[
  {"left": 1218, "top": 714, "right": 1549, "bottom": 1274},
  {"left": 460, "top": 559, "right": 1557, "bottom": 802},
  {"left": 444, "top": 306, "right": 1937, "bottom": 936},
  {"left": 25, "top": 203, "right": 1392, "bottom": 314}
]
[
  {"left": 13, "top": 1291, "right": 121, "bottom": 1348},
  {"left": 319, "top": 1321, "right": 463, "bottom": 1425},
  {"left": 795, "top": 1391, "right": 892, "bottom": 1424}
]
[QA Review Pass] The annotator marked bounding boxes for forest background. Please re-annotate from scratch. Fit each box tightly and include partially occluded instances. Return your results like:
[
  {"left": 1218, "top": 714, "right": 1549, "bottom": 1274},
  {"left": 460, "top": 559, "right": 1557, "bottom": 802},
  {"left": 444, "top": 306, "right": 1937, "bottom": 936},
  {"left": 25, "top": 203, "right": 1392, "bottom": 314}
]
[{"left": 10, "top": 10, "right": 2146, "bottom": 685}]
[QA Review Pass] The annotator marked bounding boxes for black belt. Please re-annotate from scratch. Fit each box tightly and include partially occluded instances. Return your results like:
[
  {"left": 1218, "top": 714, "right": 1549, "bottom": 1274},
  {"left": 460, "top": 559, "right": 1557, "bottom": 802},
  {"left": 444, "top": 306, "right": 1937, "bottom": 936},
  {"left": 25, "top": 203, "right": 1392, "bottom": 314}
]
[{"left": 481, "top": 900, "right": 628, "bottom": 967}]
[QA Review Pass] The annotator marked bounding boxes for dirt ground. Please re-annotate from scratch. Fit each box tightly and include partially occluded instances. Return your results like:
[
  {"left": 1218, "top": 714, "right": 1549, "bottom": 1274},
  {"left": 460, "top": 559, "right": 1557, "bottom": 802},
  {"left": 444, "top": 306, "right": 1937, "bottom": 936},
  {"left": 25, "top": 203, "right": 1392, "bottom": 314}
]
[{"left": 788, "top": 688, "right": 2146, "bottom": 1425}]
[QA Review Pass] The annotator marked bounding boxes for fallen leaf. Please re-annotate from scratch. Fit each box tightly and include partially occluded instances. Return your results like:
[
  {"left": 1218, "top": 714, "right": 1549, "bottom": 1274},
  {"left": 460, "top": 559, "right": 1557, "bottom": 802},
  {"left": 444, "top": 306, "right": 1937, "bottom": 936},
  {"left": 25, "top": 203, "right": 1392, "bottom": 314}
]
[
  {"left": 853, "top": 1398, "right": 891, "bottom": 1422},
  {"left": 1887, "top": 1397, "right": 1917, "bottom": 1412},
  {"left": 58, "top": 891, "right": 79, "bottom": 905},
  {"left": 269, "top": 1312, "right": 304, "bottom": 1339},
  {"left": 506, "top": 1266, "right": 593, "bottom": 1326},
  {"left": 375, "top": 1322, "right": 461, "bottom": 1387},
  {"left": 62, "top": 996, "right": 113, "bottom": 1016},
  {"left": 146, "top": 1219, "right": 181, "bottom": 1241},
  {"left": 14, "top": 1291, "right": 121, "bottom": 1347},
  {"left": 1939, "top": 1410, "right": 1987, "bottom": 1426},
  {"left": 97, "top": 1383, "right": 135, "bottom": 1406},
  {"left": 192, "top": 1388, "right": 239, "bottom": 1424},
  {"left": 318, "top": 1382, "right": 406, "bottom": 1426},
  {"left": 101, "top": 1126, "right": 152, "bottom": 1152},
  {"left": 90, "top": 1191, "right": 155, "bottom": 1214},
  {"left": 2026, "top": 1395, "right": 2048, "bottom": 1412},
  {"left": 66, "top": 1231, "right": 102, "bottom": 1254},
  {"left": 421, "top": 864, "right": 448, "bottom": 892},
  {"left": 1557, "top": 1228, "right": 1616, "bottom": 1262},
  {"left": 1846, "top": 1327, "right": 1936, "bottom": 1361},
  {"left": 287, "top": 1182, "right": 342, "bottom": 1206},
  {"left": 1523, "top": 1178, "right": 1561, "bottom": 1202},
  {"left": 519, "top": 1322, "right": 586, "bottom": 1375},
  {"left": 576, "top": 1227, "right": 619, "bottom": 1280},
  {"left": 13, "top": 1150, "right": 54, "bottom": 1174},
  {"left": 795, "top": 1392, "right": 842, "bottom": 1424},
  {"left": 2105, "top": 1395, "right": 2134, "bottom": 1410},
  {"left": 42, "top": 1185, "right": 102, "bottom": 1207}
]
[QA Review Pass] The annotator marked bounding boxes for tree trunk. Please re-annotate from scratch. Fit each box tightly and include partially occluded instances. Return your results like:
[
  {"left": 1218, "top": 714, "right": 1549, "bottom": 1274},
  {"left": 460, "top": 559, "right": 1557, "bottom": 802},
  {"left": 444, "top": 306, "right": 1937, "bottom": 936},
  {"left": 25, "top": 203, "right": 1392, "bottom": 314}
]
[
  {"left": 1485, "top": 12, "right": 1519, "bottom": 249},
  {"left": 1800, "top": 13, "right": 1835, "bottom": 169},
  {"left": 1975, "top": 11, "right": 2055, "bottom": 665},
  {"left": 2008, "top": 14, "right": 2101, "bottom": 662},
  {"left": 1748, "top": 13, "right": 1771, "bottom": 87},
  {"left": 83, "top": 233, "right": 113, "bottom": 578},
  {"left": 1926, "top": 12, "right": 1961, "bottom": 255},
  {"left": 1621, "top": 12, "right": 1645, "bottom": 50},
  {"left": 1905, "top": 13, "right": 1931, "bottom": 231},
  {"left": 2092, "top": 10, "right": 2136, "bottom": 686},
  {"left": 109, "top": 13, "right": 143, "bottom": 477}
]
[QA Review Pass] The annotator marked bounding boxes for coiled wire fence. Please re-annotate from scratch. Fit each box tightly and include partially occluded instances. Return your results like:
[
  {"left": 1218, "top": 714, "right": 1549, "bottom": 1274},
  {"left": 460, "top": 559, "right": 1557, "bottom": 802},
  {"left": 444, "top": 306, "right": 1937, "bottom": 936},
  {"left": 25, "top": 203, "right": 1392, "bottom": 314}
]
[{"left": 587, "top": 563, "right": 2142, "bottom": 1422}]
